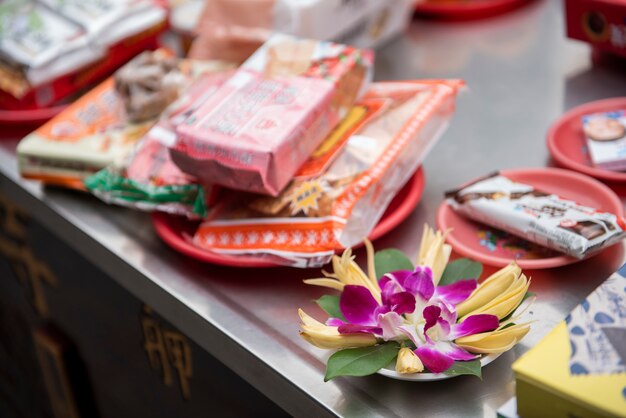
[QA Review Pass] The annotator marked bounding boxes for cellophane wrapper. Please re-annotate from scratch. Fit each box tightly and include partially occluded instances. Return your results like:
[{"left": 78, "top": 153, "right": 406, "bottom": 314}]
[
  {"left": 84, "top": 69, "right": 233, "bottom": 218},
  {"left": 192, "top": 79, "right": 462, "bottom": 267}
]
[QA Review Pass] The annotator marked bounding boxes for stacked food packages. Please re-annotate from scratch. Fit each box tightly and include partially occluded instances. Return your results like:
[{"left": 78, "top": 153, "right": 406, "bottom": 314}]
[
  {"left": 189, "top": 0, "right": 414, "bottom": 62},
  {"left": 17, "top": 34, "right": 462, "bottom": 267},
  {"left": 0, "top": 0, "right": 167, "bottom": 110}
]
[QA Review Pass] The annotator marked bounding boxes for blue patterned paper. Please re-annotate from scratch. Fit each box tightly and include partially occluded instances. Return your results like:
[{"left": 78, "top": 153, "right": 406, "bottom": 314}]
[{"left": 568, "top": 265, "right": 626, "bottom": 376}]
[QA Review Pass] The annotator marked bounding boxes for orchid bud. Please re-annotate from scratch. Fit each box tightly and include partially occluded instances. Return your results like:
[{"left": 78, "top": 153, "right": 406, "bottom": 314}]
[{"left": 396, "top": 347, "right": 424, "bottom": 374}]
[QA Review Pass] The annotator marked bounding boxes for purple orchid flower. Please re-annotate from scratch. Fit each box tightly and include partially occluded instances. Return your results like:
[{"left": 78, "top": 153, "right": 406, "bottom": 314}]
[
  {"left": 330, "top": 285, "right": 415, "bottom": 340},
  {"left": 380, "top": 266, "right": 478, "bottom": 318},
  {"left": 378, "top": 266, "right": 500, "bottom": 373},
  {"left": 400, "top": 305, "right": 500, "bottom": 373}
]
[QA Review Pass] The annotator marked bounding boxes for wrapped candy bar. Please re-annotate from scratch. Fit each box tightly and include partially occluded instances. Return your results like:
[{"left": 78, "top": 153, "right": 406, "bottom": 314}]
[
  {"left": 0, "top": 0, "right": 166, "bottom": 109},
  {"left": 172, "top": 34, "right": 373, "bottom": 196},
  {"left": 85, "top": 70, "right": 233, "bottom": 218},
  {"left": 191, "top": 79, "right": 462, "bottom": 267},
  {"left": 446, "top": 173, "right": 626, "bottom": 258},
  {"left": 190, "top": 0, "right": 413, "bottom": 63}
]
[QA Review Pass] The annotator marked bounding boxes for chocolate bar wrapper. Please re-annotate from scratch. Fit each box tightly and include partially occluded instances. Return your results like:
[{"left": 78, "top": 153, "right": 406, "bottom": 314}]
[
  {"left": 191, "top": 79, "right": 463, "bottom": 268},
  {"left": 173, "top": 34, "right": 373, "bottom": 196},
  {"left": 446, "top": 174, "right": 626, "bottom": 258},
  {"left": 583, "top": 110, "right": 626, "bottom": 170},
  {"left": 84, "top": 70, "right": 232, "bottom": 218}
]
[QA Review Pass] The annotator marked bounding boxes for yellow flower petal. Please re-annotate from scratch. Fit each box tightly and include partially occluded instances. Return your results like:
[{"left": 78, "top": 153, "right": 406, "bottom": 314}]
[
  {"left": 298, "top": 309, "right": 378, "bottom": 349},
  {"left": 417, "top": 224, "right": 452, "bottom": 285},
  {"left": 455, "top": 323, "right": 531, "bottom": 354},
  {"left": 396, "top": 347, "right": 424, "bottom": 374},
  {"left": 304, "top": 246, "right": 381, "bottom": 303},
  {"left": 456, "top": 262, "right": 522, "bottom": 318},
  {"left": 303, "top": 278, "right": 346, "bottom": 292},
  {"left": 460, "top": 274, "right": 531, "bottom": 321}
]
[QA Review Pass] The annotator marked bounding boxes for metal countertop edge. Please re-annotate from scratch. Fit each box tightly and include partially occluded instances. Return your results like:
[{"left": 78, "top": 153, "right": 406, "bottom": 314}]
[{"left": 0, "top": 165, "right": 345, "bottom": 418}]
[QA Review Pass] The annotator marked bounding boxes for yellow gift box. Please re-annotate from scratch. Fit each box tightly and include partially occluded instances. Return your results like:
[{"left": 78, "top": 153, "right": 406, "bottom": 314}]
[{"left": 513, "top": 267, "right": 626, "bottom": 418}]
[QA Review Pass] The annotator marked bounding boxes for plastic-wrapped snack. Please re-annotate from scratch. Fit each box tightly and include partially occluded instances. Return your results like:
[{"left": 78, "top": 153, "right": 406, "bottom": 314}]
[
  {"left": 17, "top": 51, "right": 230, "bottom": 190},
  {"left": 189, "top": 0, "right": 413, "bottom": 63},
  {"left": 0, "top": 0, "right": 166, "bottom": 110},
  {"left": 114, "top": 50, "right": 188, "bottom": 122},
  {"left": 191, "top": 79, "right": 462, "bottom": 267},
  {"left": 446, "top": 173, "right": 626, "bottom": 258},
  {"left": 85, "top": 71, "right": 232, "bottom": 218},
  {"left": 583, "top": 110, "right": 626, "bottom": 170},
  {"left": 172, "top": 34, "right": 373, "bottom": 196}
]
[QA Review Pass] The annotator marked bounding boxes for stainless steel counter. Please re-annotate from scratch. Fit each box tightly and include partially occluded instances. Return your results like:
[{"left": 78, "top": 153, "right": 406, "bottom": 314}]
[{"left": 1, "top": 1, "right": 626, "bottom": 416}]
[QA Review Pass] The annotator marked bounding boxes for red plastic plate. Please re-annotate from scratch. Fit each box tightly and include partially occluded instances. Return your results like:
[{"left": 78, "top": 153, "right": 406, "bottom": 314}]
[
  {"left": 0, "top": 105, "right": 68, "bottom": 127},
  {"left": 547, "top": 97, "right": 626, "bottom": 183},
  {"left": 153, "top": 168, "right": 425, "bottom": 268},
  {"left": 436, "top": 167, "right": 624, "bottom": 269},
  {"left": 414, "top": 0, "right": 532, "bottom": 20}
]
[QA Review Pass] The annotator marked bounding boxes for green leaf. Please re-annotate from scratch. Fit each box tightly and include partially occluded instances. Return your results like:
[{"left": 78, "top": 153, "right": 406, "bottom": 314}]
[
  {"left": 315, "top": 295, "right": 345, "bottom": 321},
  {"left": 439, "top": 258, "right": 483, "bottom": 286},
  {"left": 442, "top": 359, "right": 482, "bottom": 379},
  {"left": 374, "top": 249, "right": 414, "bottom": 278},
  {"left": 324, "top": 342, "right": 400, "bottom": 381}
]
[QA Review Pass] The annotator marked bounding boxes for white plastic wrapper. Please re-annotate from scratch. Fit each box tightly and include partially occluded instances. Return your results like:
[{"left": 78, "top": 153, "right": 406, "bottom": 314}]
[{"left": 446, "top": 173, "right": 626, "bottom": 259}]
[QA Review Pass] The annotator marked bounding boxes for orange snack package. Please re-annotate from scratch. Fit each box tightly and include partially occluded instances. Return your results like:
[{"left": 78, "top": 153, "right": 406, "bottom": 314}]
[{"left": 192, "top": 79, "right": 463, "bottom": 267}]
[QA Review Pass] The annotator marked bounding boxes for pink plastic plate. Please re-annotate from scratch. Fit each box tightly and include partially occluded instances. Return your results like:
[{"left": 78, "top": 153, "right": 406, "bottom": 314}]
[
  {"left": 153, "top": 168, "right": 425, "bottom": 268},
  {"left": 547, "top": 97, "right": 626, "bottom": 183},
  {"left": 436, "top": 167, "right": 625, "bottom": 269},
  {"left": 414, "top": 0, "right": 532, "bottom": 20}
]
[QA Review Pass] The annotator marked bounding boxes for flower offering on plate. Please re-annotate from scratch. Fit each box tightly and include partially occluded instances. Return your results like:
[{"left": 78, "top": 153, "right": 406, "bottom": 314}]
[{"left": 298, "top": 225, "right": 534, "bottom": 380}]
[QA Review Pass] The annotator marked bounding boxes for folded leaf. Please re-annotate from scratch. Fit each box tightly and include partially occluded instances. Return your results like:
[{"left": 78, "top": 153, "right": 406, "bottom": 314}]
[{"left": 324, "top": 342, "right": 400, "bottom": 381}]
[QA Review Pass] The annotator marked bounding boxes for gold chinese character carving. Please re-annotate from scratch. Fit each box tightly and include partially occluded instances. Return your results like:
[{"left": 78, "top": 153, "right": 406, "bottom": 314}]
[
  {"left": 141, "top": 306, "right": 193, "bottom": 400},
  {"left": 0, "top": 193, "right": 57, "bottom": 317},
  {"left": 33, "top": 327, "right": 81, "bottom": 418}
]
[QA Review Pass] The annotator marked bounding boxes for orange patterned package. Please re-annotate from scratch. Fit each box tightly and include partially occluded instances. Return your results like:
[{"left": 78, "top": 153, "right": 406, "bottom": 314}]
[{"left": 192, "top": 79, "right": 463, "bottom": 267}]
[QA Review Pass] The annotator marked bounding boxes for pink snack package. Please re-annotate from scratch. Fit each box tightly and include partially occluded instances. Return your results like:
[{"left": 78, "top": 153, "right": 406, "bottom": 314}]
[{"left": 171, "top": 34, "right": 373, "bottom": 196}]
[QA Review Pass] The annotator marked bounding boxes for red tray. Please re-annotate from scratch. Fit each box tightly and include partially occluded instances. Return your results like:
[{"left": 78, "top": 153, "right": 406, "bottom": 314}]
[
  {"left": 415, "top": 0, "right": 532, "bottom": 20},
  {"left": 0, "top": 105, "right": 68, "bottom": 127},
  {"left": 437, "top": 167, "right": 624, "bottom": 269},
  {"left": 152, "top": 168, "right": 425, "bottom": 268},
  {"left": 547, "top": 97, "right": 626, "bottom": 183}
]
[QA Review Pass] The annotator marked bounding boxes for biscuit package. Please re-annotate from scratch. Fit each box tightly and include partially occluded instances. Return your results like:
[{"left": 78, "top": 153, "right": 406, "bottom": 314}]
[
  {"left": 0, "top": 0, "right": 166, "bottom": 109},
  {"left": 17, "top": 51, "right": 231, "bottom": 190},
  {"left": 191, "top": 79, "right": 462, "bottom": 267},
  {"left": 84, "top": 70, "right": 232, "bottom": 218},
  {"left": 172, "top": 34, "right": 374, "bottom": 196},
  {"left": 446, "top": 173, "right": 626, "bottom": 259},
  {"left": 583, "top": 110, "right": 626, "bottom": 171}
]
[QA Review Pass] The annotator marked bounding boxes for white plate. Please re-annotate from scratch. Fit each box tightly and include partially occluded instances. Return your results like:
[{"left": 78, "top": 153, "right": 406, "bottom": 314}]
[{"left": 377, "top": 353, "right": 502, "bottom": 381}]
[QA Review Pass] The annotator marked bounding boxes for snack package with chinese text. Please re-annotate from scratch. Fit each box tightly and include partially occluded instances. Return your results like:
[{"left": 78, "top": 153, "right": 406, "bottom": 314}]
[
  {"left": 446, "top": 173, "right": 626, "bottom": 258},
  {"left": 172, "top": 34, "right": 374, "bottom": 196},
  {"left": 16, "top": 51, "right": 222, "bottom": 190},
  {"left": 192, "top": 79, "right": 462, "bottom": 267},
  {"left": 0, "top": 0, "right": 167, "bottom": 109},
  {"left": 85, "top": 70, "right": 233, "bottom": 218}
]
